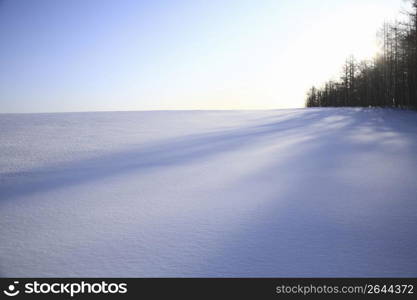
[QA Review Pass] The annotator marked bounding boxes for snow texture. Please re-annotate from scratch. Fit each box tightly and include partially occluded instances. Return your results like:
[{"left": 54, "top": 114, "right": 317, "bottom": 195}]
[{"left": 0, "top": 108, "right": 416, "bottom": 277}]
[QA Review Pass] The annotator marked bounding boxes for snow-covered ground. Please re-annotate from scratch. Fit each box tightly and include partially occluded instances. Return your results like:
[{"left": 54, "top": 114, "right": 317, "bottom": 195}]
[{"left": 1, "top": 108, "right": 416, "bottom": 277}]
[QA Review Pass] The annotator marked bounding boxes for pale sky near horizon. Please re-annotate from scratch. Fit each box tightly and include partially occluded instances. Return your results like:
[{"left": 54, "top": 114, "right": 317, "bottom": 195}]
[{"left": 0, "top": 0, "right": 407, "bottom": 113}]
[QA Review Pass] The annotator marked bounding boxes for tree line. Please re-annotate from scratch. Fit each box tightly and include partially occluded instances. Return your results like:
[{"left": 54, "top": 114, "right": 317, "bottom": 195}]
[{"left": 306, "top": 0, "right": 417, "bottom": 109}]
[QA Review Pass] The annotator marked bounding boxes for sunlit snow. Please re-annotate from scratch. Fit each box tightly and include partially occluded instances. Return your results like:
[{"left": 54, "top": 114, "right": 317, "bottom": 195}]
[{"left": 1, "top": 108, "right": 416, "bottom": 277}]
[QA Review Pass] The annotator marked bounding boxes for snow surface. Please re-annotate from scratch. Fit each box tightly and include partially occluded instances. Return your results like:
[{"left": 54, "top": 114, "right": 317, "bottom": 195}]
[{"left": 0, "top": 108, "right": 416, "bottom": 277}]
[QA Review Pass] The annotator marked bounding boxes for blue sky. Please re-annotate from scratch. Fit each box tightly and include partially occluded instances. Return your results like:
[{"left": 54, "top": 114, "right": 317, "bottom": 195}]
[{"left": 0, "top": 0, "right": 406, "bottom": 113}]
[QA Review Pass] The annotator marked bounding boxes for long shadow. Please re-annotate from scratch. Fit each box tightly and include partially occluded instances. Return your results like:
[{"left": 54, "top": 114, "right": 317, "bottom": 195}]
[
  {"left": 0, "top": 109, "right": 345, "bottom": 202},
  {"left": 1, "top": 108, "right": 413, "bottom": 207},
  {"left": 39, "top": 107, "right": 417, "bottom": 277},
  {"left": 179, "top": 108, "right": 417, "bottom": 277},
  {"left": 2, "top": 108, "right": 416, "bottom": 276}
]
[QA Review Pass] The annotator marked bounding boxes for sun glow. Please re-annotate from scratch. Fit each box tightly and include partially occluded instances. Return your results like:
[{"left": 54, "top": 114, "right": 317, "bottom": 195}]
[{"left": 261, "top": 2, "right": 404, "bottom": 108}]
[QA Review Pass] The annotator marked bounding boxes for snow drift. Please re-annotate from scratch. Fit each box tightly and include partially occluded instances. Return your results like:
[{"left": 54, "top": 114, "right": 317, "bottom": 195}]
[{"left": 0, "top": 108, "right": 416, "bottom": 277}]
